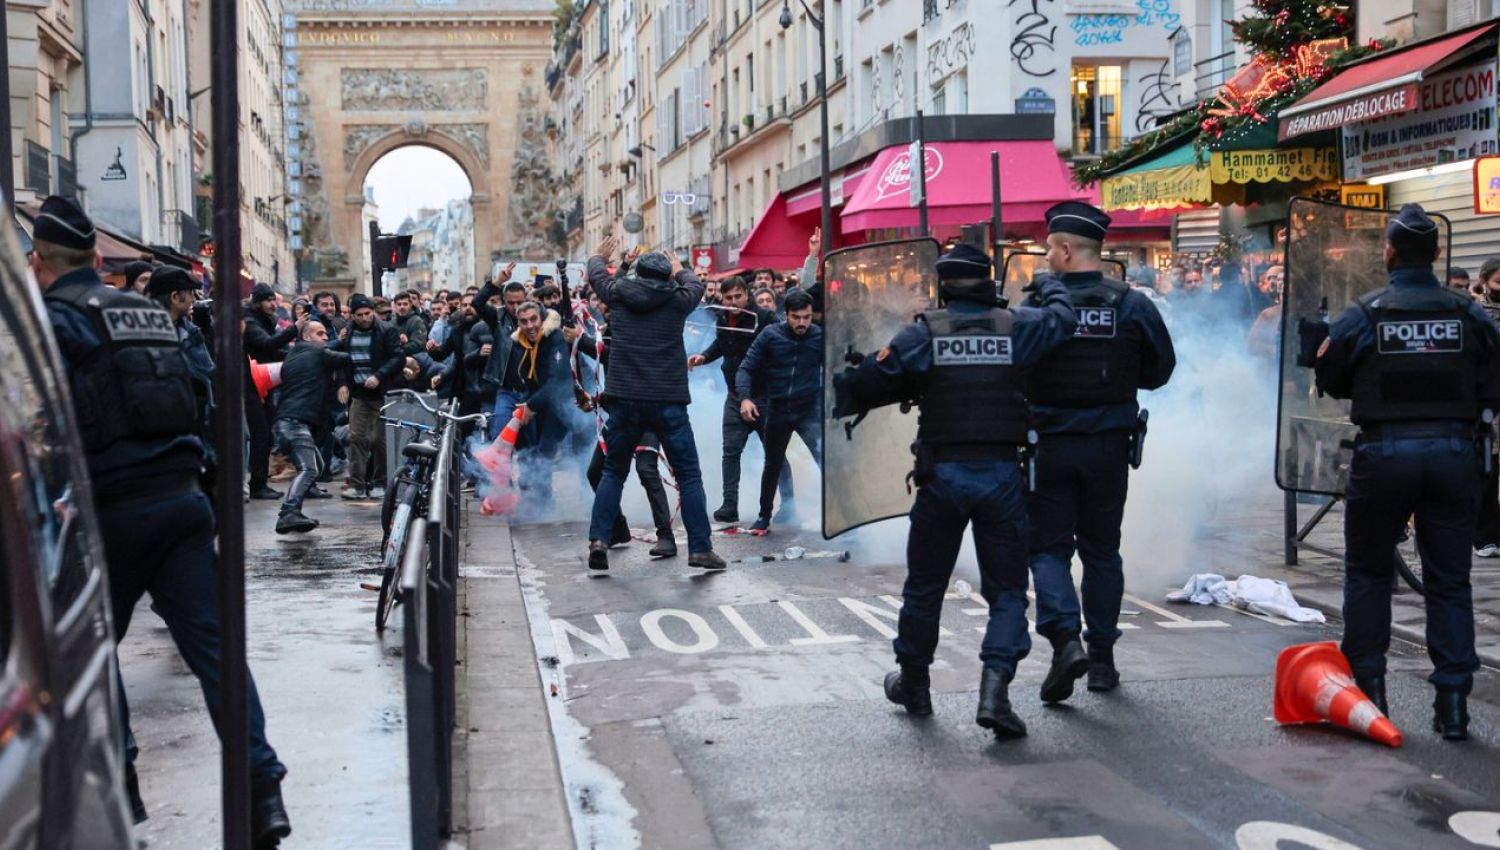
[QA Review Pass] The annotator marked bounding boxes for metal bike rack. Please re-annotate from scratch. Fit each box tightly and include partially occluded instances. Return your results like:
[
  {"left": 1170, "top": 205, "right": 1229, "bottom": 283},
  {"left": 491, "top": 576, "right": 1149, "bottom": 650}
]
[{"left": 400, "top": 408, "right": 466, "bottom": 849}]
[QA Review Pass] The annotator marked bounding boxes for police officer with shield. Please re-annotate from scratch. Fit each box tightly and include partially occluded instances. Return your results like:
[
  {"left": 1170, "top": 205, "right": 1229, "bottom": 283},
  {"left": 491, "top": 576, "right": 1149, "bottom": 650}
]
[
  {"left": 1025, "top": 201, "right": 1176, "bottom": 705},
  {"left": 834, "top": 243, "right": 1077, "bottom": 739},
  {"left": 32, "top": 196, "right": 292, "bottom": 844},
  {"left": 1314, "top": 203, "right": 1500, "bottom": 741}
]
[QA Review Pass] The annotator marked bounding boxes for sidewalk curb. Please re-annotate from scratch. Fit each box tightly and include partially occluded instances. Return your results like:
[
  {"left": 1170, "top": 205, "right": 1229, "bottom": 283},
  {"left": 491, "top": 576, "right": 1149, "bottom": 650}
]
[{"left": 1276, "top": 573, "right": 1500, "bottom": 672}]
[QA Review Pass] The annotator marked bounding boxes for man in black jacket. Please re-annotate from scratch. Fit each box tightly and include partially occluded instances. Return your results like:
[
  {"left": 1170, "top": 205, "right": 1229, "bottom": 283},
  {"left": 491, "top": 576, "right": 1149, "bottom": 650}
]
[
  {"left": 273, "top": 321, "right": 351, "bottom": 532},
  {"left": 688, "top": 275, "right": 784, "bottom": 522},
  {"left": 392, "top": 290, "right": 428, "bottom": 355},
  {"left": 489, "top": 298, "right": 574, "bottom": 506},
  {"left": 585, "top": 237, "right": 725, "bottom": 571},
  {"left": 735, "top": 289, "right": 823, "bottom": 532},
  {"left": 340, "top": 293, "right": 406, "bottom": 499},
  {"left": 244, "top": 282, "right": 297, "bottom": 499}
]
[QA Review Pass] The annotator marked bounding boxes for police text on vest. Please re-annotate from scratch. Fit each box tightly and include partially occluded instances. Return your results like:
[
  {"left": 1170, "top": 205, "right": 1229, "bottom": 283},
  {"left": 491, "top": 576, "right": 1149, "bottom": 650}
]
[
  {"left": 932, "top": 334, "right": 1014, "bottom": 365},
  {"left": 1074, "top": 307, "right": 1117, "bottom": 338},
  {"left": 1376, "top": 319, "right": 1463, "bottom": 355},
  {"left": 101, "top": 307, "right": 178, "bottom": 343}
]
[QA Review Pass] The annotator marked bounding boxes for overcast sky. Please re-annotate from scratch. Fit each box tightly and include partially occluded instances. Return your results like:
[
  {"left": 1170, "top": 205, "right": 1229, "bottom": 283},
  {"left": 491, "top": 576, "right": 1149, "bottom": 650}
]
[{"left": 363, "top": 146, "right": 473, "bottom": 231}]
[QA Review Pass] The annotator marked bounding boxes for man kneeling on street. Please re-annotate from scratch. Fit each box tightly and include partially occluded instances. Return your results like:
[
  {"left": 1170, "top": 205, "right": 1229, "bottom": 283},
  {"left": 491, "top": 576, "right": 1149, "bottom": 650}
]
[{"left": 274, "top": 319, "right": 352, "bottom": 532}]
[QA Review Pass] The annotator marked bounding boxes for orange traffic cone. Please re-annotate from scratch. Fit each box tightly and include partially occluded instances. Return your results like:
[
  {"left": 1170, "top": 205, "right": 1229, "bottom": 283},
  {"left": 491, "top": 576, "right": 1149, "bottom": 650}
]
[
  {"left": 248, "top": 359, "right": 282, "bottom": 400},
  {"left": 1274, "top": 641, "right": 1402, "bottom": 748},
  {"left": 473, "top": 413, "right": 524, "bottom": 474}
]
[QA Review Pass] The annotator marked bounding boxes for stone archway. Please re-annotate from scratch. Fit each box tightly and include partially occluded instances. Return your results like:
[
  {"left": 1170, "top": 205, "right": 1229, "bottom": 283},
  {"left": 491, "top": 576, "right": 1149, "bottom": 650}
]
[{"left": 290, "top": 7, "right": 556, "bottom": 295}]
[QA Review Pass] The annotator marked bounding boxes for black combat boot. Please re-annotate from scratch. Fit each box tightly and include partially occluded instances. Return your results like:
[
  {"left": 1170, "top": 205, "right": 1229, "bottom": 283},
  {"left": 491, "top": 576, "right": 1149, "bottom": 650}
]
[
  {"left": 649, "top": 529, "right": 678, "bottom": 559},
  {"left": 1433, "top": 690, "right": 1469, "bottom": 741},
  {"left": 1087, "top": 644, "right": 1121, "bottom": 693},
  {"left": 883, "top": 668, "right": 933, "bottom": 716},
  {"left": 587, "top": 540, "right": 609, "bottom": 571},
  {"left": 713, "top": 503, "right": 739, "bottom": 524},
  {"left": 275, "top": 509, "right": 317, "bottom": 535},
  {"left": 1354, "top": 675, "right": 1388, "bottom": 716},
  {"left": 976, "top": 667, "right": 1027, "bottom": 739},
  {"left": 251, "top": 776, "right": 292, "bottom": 849},
  {"left": 1039, "top": 637, "right": 1090, "bottom": 704}
]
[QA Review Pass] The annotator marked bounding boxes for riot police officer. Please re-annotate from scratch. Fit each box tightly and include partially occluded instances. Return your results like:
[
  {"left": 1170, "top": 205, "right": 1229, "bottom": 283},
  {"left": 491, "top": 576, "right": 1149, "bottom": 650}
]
[
  {"left": 146, "top": 265, "right": 218, "bottom": 492},
  {"left": 1025, "top": 201, "right": 1176, "bottom": 704},
  {"left": 1314, "top": 203, "right": 1500, "bottom": 741},
  {"left": 834, "top": 243, "right": 1077, "bottom": 739},
  {"left": 32, "top": 196, "right": 292, "bottom": 844}
]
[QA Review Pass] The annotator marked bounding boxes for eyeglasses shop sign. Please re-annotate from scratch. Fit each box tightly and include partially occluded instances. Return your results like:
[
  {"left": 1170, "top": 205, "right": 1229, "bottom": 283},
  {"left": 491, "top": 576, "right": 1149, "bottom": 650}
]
[{"left": 1341, "top": 62, "right": 1498, "bottom": 181}]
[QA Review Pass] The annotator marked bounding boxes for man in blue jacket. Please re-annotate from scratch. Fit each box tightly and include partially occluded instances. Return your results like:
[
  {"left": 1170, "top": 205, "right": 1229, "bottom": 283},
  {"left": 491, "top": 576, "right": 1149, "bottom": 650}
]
[{"left": 735, "top": 288, "right": 823, "bottom": 532}]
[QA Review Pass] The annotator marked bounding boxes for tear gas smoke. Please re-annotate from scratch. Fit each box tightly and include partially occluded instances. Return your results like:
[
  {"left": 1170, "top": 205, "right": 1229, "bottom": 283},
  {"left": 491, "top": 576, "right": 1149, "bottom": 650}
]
[{"left": 833, "top": 295, "right": 1281, "bottom": 598}]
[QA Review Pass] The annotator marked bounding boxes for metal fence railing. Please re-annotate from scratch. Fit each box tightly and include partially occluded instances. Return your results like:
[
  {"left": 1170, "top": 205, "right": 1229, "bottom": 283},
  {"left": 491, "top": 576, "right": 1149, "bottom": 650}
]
[{"left": 399, "top": 407, "right": 465, "bottom": 849}]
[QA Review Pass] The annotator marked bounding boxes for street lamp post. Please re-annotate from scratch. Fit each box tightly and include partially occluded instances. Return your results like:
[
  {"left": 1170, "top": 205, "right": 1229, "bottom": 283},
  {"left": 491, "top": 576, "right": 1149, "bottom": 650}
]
[{"left": 781, "top": 0, "right": 833, "bottom": 263}]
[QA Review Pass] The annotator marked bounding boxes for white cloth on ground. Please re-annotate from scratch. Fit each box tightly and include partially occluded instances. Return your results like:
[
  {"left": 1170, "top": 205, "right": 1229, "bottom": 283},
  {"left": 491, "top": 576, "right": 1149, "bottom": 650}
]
[{"left": 1166, "top": 573, "right": 1326, "bottom": 624}]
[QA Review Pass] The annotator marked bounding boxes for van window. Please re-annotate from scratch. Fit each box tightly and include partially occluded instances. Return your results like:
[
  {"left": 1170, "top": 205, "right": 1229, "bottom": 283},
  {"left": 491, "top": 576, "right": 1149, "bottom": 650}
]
[{"left": 0, "top": 266, "right": 96, "bottom": 615}]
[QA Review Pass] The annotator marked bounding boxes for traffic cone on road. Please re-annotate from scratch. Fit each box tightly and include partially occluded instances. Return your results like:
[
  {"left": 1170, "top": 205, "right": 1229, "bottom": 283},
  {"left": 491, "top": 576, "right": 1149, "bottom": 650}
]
[
  {"left": 1274, "top": 641, "right": 1402, "bottom": 748},
  {"left": 473, "top": 413, "right": 523, "bottom": 474},
  {"left": 248, "top": 359, "right": 282, "bottom": 400}
]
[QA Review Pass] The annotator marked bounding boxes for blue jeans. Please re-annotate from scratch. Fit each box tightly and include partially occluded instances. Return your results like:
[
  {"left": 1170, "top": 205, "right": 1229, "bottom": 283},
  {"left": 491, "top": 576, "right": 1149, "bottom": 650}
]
[
  {"left": 1344, "top": 434, "right": 1481, "bottom": 692},
  {"left": 589, "top": 398, "right": 712, "bottom": 553},
  {"left": 100, "top": 487, "right": 286, "bottom": 783},
  {"left": 1027, "top": 431, "right": 1130, "bottom": 650},
  {"left": 895, "top": 460, "right": 1031, "bottom": 675},
  {"left": 485, "top": 389, "right": 527, "bottom": 441}
]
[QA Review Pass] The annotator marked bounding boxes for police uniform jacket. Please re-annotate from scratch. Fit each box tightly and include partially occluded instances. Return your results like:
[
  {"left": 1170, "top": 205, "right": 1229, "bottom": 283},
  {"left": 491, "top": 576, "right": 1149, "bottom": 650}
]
[
  {"left": 1027, "top": 270, "right": 1176, "bottom": 434},
  {"left": 839, "top": 277, "right": 1078, "bottom": 424},
  {"left": 44, "top": 268, "right": 204, "bottom": 499},
  {"left": 1316, "top": 265, "right": 1500, "bottom": 420}
]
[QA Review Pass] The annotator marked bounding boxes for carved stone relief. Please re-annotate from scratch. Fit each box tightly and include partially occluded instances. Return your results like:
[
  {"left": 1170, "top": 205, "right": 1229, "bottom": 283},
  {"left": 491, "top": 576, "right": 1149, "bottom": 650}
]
[
  {"left": 340, "top": 68, "right": 488, "bottom": 112},
  {"left": 343, "top": 124, "right": 395, "bottom": 169},
  {"left": 508, "top": 86, "right": 555, "bottom": 257},
  {"left": 439, "top": 123, "right": 489, "bottom": 168}
]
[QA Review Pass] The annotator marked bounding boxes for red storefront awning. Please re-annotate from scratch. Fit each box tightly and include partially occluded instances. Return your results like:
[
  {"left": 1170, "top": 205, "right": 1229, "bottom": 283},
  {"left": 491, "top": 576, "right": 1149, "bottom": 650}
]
[
  {"left": 737, "top": 193, "right": 815, "bottom": 270},
  {"left": 1279, "top": 23, "right": 1496, "bottom": 140},
  {"left": 785, "top": 162, "right": 874, "bottom": 217},
  {"left": 840, "top": 140, "right": 1085, "bottom": 238}
]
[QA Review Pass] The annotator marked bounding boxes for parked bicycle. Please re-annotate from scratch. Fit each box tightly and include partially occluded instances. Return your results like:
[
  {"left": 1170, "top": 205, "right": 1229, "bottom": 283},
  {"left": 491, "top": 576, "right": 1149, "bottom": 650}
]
[{"left": 375, "top": 390, "right": 485, "bottom": 632}]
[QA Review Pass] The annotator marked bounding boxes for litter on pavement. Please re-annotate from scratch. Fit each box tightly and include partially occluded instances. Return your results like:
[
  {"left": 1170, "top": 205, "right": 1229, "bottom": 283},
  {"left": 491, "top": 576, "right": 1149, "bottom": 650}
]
[{"left": 1167, "top": 573, "right": 1326, "bottom": 624}]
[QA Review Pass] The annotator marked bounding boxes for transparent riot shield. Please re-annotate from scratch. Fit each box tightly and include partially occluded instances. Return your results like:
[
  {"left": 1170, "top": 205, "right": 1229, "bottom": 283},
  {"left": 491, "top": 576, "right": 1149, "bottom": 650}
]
[
  {"left": 1276, "top": 197, "right": 1452, "bottom": 495},
  {"left": 822, "top": 238, "right": 941, "bottom": 539},
  {"left": 1000, "top": 251, "right": 1126, "bottom": 307}
]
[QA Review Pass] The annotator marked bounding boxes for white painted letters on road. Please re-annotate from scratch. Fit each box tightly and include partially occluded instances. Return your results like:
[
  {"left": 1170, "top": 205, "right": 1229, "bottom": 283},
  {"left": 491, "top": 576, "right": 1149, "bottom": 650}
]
[
  {"left": 640, "top": 609, "right": 720, "bottom": 654},
  {"left": 551, "top": 614, "right": 629, "bottom": 665}
]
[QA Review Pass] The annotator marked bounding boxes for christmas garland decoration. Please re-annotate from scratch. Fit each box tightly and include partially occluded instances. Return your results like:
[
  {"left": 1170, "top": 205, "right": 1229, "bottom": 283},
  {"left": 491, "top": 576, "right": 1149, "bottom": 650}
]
[{"left": 1072, "top": 1, "right": 1394, "bottom": 188}]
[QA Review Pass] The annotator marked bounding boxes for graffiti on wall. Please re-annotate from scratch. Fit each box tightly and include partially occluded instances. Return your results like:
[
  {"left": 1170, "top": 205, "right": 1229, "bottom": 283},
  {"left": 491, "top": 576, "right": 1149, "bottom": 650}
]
[
  {"left": 927, "top": 22, "right": 974, "bottom": 84},
  {"left": 1136, "top": 58, "right": 1181, "bottom": 132},
  {"left": 1071, "top": 0, "right": 1182, "bottom": 48},
  {"left": 1009, "top": 0, "right": 1058, "bottom": 78}
]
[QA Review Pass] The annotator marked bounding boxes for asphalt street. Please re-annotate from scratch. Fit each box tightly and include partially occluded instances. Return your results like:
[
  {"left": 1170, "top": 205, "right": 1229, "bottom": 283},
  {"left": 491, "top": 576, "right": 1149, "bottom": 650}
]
[
  {"left": 120, "top": 496, "right": 408, "bottom": 850},
  {"left": 509, "top": 512, "right": 1500, "bottom": 850}
]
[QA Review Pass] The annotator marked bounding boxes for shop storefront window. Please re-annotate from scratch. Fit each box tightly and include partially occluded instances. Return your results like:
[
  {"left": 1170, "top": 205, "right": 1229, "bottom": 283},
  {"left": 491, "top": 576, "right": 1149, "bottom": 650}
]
[{"left": 1072, "top": 64, "right": 1123, "bottom": 156}]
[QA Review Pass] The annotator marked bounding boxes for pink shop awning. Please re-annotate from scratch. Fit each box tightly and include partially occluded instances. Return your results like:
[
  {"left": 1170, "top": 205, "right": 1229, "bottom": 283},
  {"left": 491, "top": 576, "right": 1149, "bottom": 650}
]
[
  {"left": 785, "top": 162, "right": 874, "bottom": 217},
  {"left": 737, "top": 193, "right": 816, "bottom": 270},
  {"left": 840, "top": 140, "right": 1084, "bottom": 238}
]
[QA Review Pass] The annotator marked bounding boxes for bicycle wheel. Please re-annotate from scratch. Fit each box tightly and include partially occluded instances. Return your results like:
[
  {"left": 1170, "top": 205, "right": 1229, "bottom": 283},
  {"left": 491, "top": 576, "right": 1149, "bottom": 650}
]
[{"left": 376, "top": 487, "right": 416, "bottom": 632}]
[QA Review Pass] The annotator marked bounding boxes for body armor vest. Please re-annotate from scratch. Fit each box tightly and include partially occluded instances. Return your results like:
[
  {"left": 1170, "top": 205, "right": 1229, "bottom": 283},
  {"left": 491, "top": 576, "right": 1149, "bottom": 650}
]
[
  {"left": 1349, "top": 285, "right": 1478, "bottom": 425},
  {"left": 917, "top": 308, "right": 1029, "bottom": 445},
  {"left": 1024, "top": 277, "right": 1141, "bottom": 408},
  {"left": 45, "top": 284, "right": 200, "bottom": 453}
]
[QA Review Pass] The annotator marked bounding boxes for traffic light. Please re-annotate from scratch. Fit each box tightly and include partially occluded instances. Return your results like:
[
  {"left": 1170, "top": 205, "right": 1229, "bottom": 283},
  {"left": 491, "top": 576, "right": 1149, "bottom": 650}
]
[{"left": 372, "top": 234, "right": 412, "bottom": 271}]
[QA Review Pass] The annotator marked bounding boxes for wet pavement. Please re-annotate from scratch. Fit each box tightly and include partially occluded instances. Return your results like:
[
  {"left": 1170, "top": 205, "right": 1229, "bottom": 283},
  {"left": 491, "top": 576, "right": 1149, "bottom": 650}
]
[
  {"left": 479, "top": 489, "right": 1500, "bottom": 850},
  {"left": 120, "top": 494, "right": 408, "bottom": 850}
]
